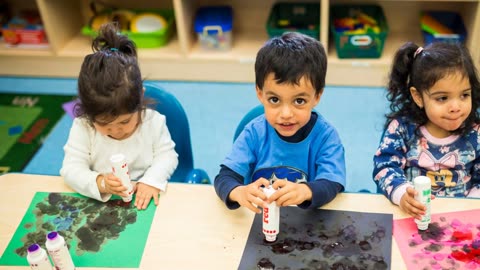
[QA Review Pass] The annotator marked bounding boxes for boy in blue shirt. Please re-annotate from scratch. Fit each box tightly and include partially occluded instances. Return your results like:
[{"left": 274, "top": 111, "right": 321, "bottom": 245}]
[{"left": 214, "top": 32, "right": 346, "bottom": 213}]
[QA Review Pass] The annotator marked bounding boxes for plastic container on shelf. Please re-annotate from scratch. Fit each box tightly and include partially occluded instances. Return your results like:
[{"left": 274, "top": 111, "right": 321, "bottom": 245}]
[
  {"left": 330, "top": 4, "right": 389, "bottom": 59},
  {"left": 2, "top": 27, "right": 47, "bottom": 44},
  {"left": 81, "top": 9, "right": 174, "bottom": 48},
  {"left": 266, "top": 2, "right": 320, "bottom": 39},
  {"left": 2, "top": 10, "right": 48, "bottom": 45},
  {"left": 194, "top": 6, "right": 233, "bottom": 51},
  {"left": 420, "top": 11, "right": 467, "bottom": 45}
]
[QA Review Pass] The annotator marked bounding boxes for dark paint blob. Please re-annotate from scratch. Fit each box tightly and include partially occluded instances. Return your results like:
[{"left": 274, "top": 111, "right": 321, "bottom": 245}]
[
  {"left": 359, "top": 240, "right": 372, "bottom": 251},
  {"left": 15, "top": 194, "right": 138, "bottom": 257},
  {"left": 418, "top": 222, "right": 445, "bottom": 241},
  {"left": 257, "top": 257, "right": 275, "bottom": 270}
]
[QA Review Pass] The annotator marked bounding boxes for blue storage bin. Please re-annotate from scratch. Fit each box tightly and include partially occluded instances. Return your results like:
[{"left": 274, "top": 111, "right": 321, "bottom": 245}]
[
  {"left": 421, "top": 11, "right": 467, "bottom": 45},
  {"left": 194, "top": 6, "right": 233, "bottom": 50}
]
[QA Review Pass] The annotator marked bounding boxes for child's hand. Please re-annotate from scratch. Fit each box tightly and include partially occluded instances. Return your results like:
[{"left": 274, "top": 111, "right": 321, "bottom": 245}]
[
  {"left": 102, "top": 173, "right": 128, "bottom": 197},
  {"left": 400, "top": 186, "right": 429, "bottom": 220},
  {"left": 133, "top": 182, "right": 160, "bottom": 210},
  {"left": 269, "top": 180, "right": 312, "bottom": 206},
  {"left": 229, "top": 178, "right": 270, "bottom": 214}
]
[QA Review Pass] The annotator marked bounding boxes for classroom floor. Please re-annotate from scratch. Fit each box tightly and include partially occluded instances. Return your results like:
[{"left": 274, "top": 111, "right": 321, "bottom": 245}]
[{"left": 0, "top": 76, "right": 388, "bottom": 193}]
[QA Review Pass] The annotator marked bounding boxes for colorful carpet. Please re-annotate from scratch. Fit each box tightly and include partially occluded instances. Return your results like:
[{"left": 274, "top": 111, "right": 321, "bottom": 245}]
[{"left": 0, "top": 93, "right": 76, "bottom": 174}]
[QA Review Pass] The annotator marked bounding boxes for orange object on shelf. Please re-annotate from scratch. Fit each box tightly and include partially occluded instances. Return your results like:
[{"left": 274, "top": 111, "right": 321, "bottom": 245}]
[{"left": 2, "top": 28, "right": 47, "bottom": 44}]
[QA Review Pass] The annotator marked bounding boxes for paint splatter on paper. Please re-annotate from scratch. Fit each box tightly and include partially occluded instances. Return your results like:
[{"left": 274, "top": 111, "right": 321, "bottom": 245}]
[
  {"left": 239, "top": 207, "right": 393, "bottom": 270},
  {"left": 394, "top": 209, "right": 480, "bottom": 270},
  {"left": 0, "top": 192, "right": 156, "bottom": 267}
]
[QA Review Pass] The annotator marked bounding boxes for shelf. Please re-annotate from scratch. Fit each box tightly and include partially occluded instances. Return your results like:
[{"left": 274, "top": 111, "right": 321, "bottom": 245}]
[
  {"left": 57, "top": 33, "right": 183, "bottom": 60},
  {"left": 0, "top": 0, "right": 479, "bottom": 87},
  {"left": 0, "top": 40, "right": 52, "bottom": 57},
  {"left": 188, "top": 30, "right": 268, "bottom": 63}
]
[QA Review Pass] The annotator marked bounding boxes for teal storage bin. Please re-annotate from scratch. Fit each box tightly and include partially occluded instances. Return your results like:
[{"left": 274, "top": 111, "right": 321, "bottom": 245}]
[
  {"left": 266, "top": 2, "right": 320, "bottom": 39},
  {"left": 330, "top": 4, "right": 389, "bottom": 58}
]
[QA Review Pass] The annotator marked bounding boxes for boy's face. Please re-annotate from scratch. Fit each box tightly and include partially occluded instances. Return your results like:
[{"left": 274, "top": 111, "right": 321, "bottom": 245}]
[{"left": 257, "top": 73, "right": 321, "bottom": 137}]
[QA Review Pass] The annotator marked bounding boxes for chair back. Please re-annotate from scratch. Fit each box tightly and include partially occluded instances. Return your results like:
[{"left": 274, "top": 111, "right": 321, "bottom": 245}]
[
  {"left": 233, "top": 105, "right": 264, "bottom": 142},
  {"left": 144, "top": 84, "right": 193, "bottom": 182}
]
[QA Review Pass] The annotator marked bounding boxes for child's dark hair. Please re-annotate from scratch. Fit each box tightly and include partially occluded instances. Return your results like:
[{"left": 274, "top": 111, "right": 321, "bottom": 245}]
[
  {"left": 386, "top": 41, "right": 480, "bottom": 135},
  {"left": 76, "top": 22, "right": 145, "bottom": 124},
  {"left": 255, "top": 32, "right": 327, "bottom": 96}
]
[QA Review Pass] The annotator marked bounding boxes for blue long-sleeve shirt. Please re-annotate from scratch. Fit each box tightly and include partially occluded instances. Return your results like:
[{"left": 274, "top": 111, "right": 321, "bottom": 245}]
[
  {"left": 373, "top": 117, "right": 480, "bottom": 204},
  {"left": 214, "top": 112, "right": 345, "bottom": 209}
]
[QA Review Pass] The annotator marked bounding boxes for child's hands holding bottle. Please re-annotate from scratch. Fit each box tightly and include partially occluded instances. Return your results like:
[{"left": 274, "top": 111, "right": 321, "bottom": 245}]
[
  {"left": 97, "top": 173, "right": 128, "bottom": 197},
  {"left": 268, "top": 179, "right": 312, "bottom": 206},
  {"left": 400, "top": 186, "right": 435, "bottom": 220},
  {"left": 229, "top": 178, "right": 270, "bottom": 214}
]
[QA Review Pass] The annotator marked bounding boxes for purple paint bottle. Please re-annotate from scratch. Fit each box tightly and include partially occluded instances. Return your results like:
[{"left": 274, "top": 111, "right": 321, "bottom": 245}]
[
  {"left": 45, "top": 232, "right": 75, "bottom": 270},
  {"left": 26, "top": 243, "right": 52, "bottom": 270}
]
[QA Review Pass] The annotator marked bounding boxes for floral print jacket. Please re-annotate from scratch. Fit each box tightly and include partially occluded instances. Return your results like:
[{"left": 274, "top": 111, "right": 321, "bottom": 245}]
[{"left": 373, "top": 117, "right": 480, "bottom": 202}]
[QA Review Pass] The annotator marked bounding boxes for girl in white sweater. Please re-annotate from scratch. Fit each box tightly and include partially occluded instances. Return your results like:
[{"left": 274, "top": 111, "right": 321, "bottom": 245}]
[{"left": 60, "top": 23, "right": 178, "bottom": 210}]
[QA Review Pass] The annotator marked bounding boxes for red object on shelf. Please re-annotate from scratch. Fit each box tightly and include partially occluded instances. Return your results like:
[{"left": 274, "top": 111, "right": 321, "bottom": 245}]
[{"left": 2, "top": 28, "right": 47, "bottom": 44}]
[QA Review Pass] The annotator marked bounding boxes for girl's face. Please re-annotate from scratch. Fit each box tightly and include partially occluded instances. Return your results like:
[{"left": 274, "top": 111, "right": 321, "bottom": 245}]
[
  {"left": 93, "top": 112, "right": 140, "bottom": 140},
  {"left": 410, "top": 70, "right": 472, "bottom": 138},
  {"left": 256, "top": 73, "right": 321, "bottom": 137}
]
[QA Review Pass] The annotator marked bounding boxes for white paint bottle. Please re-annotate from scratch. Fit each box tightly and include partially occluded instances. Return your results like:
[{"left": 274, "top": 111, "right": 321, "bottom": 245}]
[
  {"left": 26, "top": 243, "right": 52, "bottom": 270},
  {"left": 45, "top": 232, "right": 75, "bottom": 270},
  {"left": 110, "top": 153, "right": 133, "bottom": 202},
  {"left": 413, "top": 176, "right": 431, "bottom": 230},
  {"left": 262, "top": 186, "right": 280, "bottom": 242}
]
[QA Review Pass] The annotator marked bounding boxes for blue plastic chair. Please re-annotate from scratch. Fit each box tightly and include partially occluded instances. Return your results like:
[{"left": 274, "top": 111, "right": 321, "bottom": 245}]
[
  {"left": 233, "top": 105, "right": 264, "bottom": 142},
  {"left": 144, "top": 84, "right": 210, "bottom": 184}
]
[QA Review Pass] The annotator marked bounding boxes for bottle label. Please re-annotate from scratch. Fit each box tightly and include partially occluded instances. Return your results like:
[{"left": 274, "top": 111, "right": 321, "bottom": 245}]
[{"left": 48, "top": 243, "right": 75, "bottom": 270}]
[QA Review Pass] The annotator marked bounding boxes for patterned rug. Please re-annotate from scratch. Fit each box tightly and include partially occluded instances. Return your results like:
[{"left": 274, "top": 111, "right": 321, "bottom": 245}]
[{"left": 0, "top": 93, "right": 75, "bottom": 174}]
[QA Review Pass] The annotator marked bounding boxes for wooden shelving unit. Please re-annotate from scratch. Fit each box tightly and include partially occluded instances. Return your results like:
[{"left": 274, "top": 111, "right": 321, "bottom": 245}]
[{"left": 0, "top": 0, "right": 479, "bottom": 87}]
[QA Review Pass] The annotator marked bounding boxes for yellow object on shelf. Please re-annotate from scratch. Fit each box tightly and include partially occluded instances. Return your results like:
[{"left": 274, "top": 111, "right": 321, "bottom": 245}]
[
  {"left": 111, "top": 9, "right": 136, "bottom": 31},
  {"left": 130, "top": 13, "right": 167, "bottom": 33}
]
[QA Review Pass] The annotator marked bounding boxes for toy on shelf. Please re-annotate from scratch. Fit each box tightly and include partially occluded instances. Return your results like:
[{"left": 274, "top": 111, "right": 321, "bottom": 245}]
[
  {"left": 194, "top": 6, "right": 233, "bottom": 51},
  {"left": 2, "top": 9, "right": 48, "bottom": 45},
  {"left": 330, "top": 4, "right": 389, "bottom": 59},
  {"left": 82, "top": 3, "right": 173, "bottom": 48},
  {"left": 421, "top": 14, "right": 453, "bottom": 35},
  {"left": 266, "top": 2, "right": 320, "bottom": 39},
  {"left": 420, "top": 11, "right": 466, "bottom": 45},
  {"left": 130, "top": 13, "right": 167, "bottom": 33},
  {"left": 333, "top": 9, "right": 381, "bottom": 35}
]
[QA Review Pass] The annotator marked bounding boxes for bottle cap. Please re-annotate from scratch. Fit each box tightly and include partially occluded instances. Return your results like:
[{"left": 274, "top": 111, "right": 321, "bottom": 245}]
[
  {"left": 27, "top": 243, "right": 40, "bottom": 253},
  {"left": 263, "top": 186, "right": 276, "bottom": 198},
  {"left": 414, "top": 176, "right": 430, "bottom": 185},
  {"left": 265, "top": 234, "right": 277, "bottom": 242},
  {"left": 417, "top": 222, "right": 429, "bottom": 231},
  {"left": 47, "top": 231, "right": 59, "bottom": 240},
  {"left": 110, "top": 153, "right": 126, "bottom": 163}
]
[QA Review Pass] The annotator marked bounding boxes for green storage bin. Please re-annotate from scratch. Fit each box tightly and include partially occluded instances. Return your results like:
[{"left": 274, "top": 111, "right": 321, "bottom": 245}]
[
  {"left": 82, "top": 9, "right": 174, "bottom": 48},
  {"left": 330, "top": 5, "right": 388, "bottom": 58},
  {"left": 267, "top": 2, "right": 320, "bottom": 39}
]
